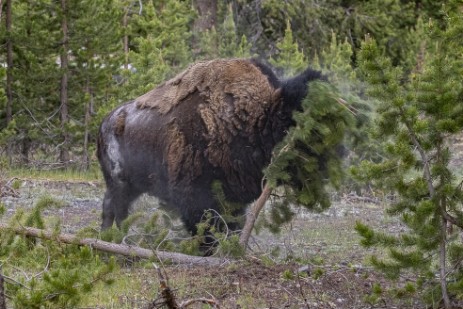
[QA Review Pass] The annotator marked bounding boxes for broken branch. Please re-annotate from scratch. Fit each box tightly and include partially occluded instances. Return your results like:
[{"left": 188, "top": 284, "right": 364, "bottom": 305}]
[{"left": 239, "top": 184, "right": 273, "bottom": 247}]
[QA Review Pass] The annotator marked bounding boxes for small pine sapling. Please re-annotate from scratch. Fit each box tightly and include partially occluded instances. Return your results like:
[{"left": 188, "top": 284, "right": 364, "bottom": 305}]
[
  {"left": 354, "top": 7, "right": 463, "bottom": 308},
  {"left": 0, "top": 199, "right": 117, "bottom": 308}
]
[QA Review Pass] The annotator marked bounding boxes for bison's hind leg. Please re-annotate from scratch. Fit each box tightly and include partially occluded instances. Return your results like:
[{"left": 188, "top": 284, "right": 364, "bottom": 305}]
[
  {"left": 101, "top": 190, "right": 115, "bottom": 229},
  {"left": 101, "top": 182, "right": 142, "bottom": 230}
]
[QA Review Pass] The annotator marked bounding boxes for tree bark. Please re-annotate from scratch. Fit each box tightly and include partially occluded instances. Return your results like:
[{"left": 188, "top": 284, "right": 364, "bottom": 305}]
[
  {"left": 0, "top": 266, "right": 5, "bottom": 309},
  {"left": 20, "top": 136, "right": 30, "bottom": 164},
  {"left": 122, "top": 0, "right": 145, "bottom": 72},
  {"left": 439, "top": 216, "right": 451, "bottom": 309},
  {"left": 193, "top": 0, "right": 217, "bottom": 32},
  {"left": 82, "top": 80, "right": 93, "bottom": 170},
  {"left": 239, "top": 184, "right": 272, "bottom": 248},
  {"left": 5, "top": 0, "right": 11, "bottom": 124},
  {"left": 0, "top": 223, "right": 229, "bottom": 266},
  {"left": 5, "top": 0, "right": 13, "bottom": 161},
  {"left": 123, "top": 7, "right": 129, "bottom": 71},
  {"left": 59, "top": 0, "right": 70, "bottom": 164}
]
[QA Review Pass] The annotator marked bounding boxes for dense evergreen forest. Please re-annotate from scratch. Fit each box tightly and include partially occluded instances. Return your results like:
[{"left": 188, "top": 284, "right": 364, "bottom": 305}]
[
  {"left": 0, "top": 0, "right": 455, "bottom": 169},
  {"left": 1, "top": 1, "right": 463, "bottom": 308}
]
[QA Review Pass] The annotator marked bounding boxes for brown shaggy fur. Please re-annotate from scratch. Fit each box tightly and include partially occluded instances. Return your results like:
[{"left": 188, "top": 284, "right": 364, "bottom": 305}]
[
  {"left": 135, "top": 58, "right": 281, "bottom": 188},
  {"left": 97, "top": 58, "right": 322, "bottom": 238},
  {"left": 114, "top": 110, "right": 127, "bottom": 136},
  {"left": 136, "top": 59, "right": 278, "bottom": 113},
  {"left": 165, "top": 122, "right": 203, "bottom": 184}
]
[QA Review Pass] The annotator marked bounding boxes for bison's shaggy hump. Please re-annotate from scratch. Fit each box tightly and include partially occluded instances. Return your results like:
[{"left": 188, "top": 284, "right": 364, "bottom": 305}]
[
  {"left": 98, "top": 57, "right": 322, "bottom": 238},
  {"left": 135, "top": 58, "right": 279, "bottom": 114},
  {"left": 135, "top": 59, "right": 280, "bottom": 143},
  {"left": 135, "top": 58, "right": 282, "bottom": 183}
]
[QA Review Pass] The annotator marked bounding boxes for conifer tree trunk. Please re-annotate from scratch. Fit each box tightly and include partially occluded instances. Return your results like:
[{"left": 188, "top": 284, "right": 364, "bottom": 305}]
[
  {"left": 59, "top": 0, "right": 70, "bottom": 164},
  {"left": 122, "top": 1, "right": 142, "bottom": 72},
  {"left": 193, "top": 0, "right": 217, "bottom": 32},
  {"left": 123, "top": 7, "right": 129, "bottom": 71},
  {"left": 82, "top": 80, "right": 93, "bottom": 170},
  {"left": 5, "top": 0, "right": 13, "bottom": 161},
  {"left": 0, "top": 266, "right": 5, "bottom": 309},
  {"left": 20, "top": 137, "right": 30, "bottom": 164},
  {"left": 439, "top": 216, "right": 450, "bottom": 309}
]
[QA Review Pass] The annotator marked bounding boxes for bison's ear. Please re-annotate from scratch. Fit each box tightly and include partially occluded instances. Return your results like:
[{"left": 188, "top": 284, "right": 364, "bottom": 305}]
[{"left": 272, "top": 88, "right": 282, "bottom": 102}]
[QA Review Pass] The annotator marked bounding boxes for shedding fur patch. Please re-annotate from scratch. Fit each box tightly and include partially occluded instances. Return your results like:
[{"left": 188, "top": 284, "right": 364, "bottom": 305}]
[
  {"left": 166, "top": 122, "right": 202, "bottom": 184},
  {"left": 114, "top": 110, "right": 127, "bottom": 136},
  {"left": 166, "top": 123, "right": 187, "bottom": 182},
  {"left": 135, "top": 59, "right": 278, "bottom": 124},
  {"left": 136, "top": 59, "right": 281, "bottom": 171}
]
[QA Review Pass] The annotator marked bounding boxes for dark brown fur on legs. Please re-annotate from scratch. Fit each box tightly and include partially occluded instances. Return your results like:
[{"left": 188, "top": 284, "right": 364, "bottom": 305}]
[{"left": 97, "top": 58, "right": 322, "bottom": 247}]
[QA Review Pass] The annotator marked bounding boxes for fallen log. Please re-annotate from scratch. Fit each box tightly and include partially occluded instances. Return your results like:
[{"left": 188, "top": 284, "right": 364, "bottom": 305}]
[{"left": 0, "top": 223, "right": 229, "bottom": 266}]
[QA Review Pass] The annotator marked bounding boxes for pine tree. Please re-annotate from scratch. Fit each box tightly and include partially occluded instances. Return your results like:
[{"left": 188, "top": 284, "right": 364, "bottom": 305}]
[
  {"left": 218, "top": 5, "right": 251, "bottom": 58},
  {"left": 269, "top": 20, "right": 307, "bottom": 77},
  {"left": 246, "top": 0, "right": 442, "bottom": 67},
  {"left": 65, "top": 0, "right": 122, "bottom": 170},
  {"left": 0, "top": 199, "right": 117, "bottom": 308},
  {"left": 319, "top": 31, "right": 355, "bottom": 84},
  {"left": 196, "top": 3, "right": 252, "bottom": 60},
  {"left": 354, "top": 6, "right": 463, "bottom": 307},
  {"left": 0, "top": 0, "right": 61, "bottom": 164},
  {"left": 0, "top": 0, "right": 122, "bottom": 167},
  {"left": 121, "top": 0, "right": 194, "bottom": 99}
]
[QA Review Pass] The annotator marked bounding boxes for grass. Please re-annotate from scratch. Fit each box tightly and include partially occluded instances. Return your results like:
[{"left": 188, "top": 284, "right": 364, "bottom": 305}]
[
  {"left": 249, "top": 200, "right": 394, "bottom": 265},
  {"left": 3, "top": 164, "right": 102, "bottom": 182},
  {"left": 1, "top": 174, "right": 422, "bottom": 308},
  {"left": 80, "top": 267, "right": 159, "bottom": 309}
]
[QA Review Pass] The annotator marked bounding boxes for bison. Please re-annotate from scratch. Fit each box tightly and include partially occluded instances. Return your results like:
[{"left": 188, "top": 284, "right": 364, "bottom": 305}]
[{"left": 97, "top": 58, "right": 322, "bottom": 237}]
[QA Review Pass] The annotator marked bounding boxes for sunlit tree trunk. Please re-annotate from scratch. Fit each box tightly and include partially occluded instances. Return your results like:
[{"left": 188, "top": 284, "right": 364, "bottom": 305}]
[
  {"left": 82, "top": 79, "right": 93, "bottom": 171},
  {"left": 59, "top": 0, "right": 70, "bottom": 164},
  {"left": 123, "top": 6, "right": 129, "bottom": 71},
  {"left": 0, "top": 265, "right": 5, "bottom": 309},
  {"left": 193, "top": 0, "right": 217, "bottom": 32},
  {"left": 5, "top": 0, "right": 13, "bottom": 161}
]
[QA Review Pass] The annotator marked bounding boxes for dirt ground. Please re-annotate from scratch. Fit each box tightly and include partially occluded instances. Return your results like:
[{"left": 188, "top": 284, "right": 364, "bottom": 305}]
[{"left": 1, "top": 179, "right": 424, "bottom": 308}]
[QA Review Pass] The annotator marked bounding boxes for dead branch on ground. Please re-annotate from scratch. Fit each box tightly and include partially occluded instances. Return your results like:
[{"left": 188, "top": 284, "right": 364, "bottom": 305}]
[
  {"left": 146, "top": 263, "right": 179, "bottom": 309},
  {"left": 0, "top": 178, "right": 20, "bottom": 198},
  {"left": 0, "top": 223, "right": 230, "bottom": 266},
  {"left": 145, "top": 263, "right": 220, "bottom": 309},
  {"left": 343, "top": 193, "right": 380, "bottom": 205}
]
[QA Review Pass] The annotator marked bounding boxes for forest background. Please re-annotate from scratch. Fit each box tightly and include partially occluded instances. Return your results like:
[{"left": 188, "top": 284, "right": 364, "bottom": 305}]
[
  {"left": 1, "top": 1, "right": 463, "bottom": 308},
  {"left": 0, "top": 0, "right": 452, "bottom": 168}
]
